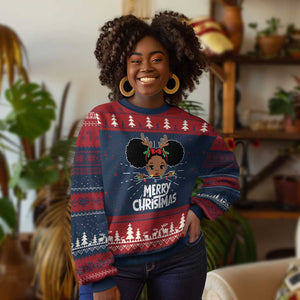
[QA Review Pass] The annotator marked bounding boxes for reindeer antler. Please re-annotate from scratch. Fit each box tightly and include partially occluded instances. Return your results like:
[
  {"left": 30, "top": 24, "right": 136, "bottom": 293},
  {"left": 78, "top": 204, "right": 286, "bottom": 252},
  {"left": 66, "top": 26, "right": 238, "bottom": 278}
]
[
  {"left": 158, "top": 135, "right": 169, "bottom": 149},
  {"left": 141, "top": 133, "right": 153, "bottom": 148}
]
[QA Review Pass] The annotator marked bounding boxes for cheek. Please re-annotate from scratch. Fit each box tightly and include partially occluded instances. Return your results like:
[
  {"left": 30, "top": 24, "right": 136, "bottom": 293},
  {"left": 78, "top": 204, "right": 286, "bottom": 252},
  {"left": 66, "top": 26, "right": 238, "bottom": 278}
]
[{"left": 126, "top": 63, "right": 135, "bottom": 85}]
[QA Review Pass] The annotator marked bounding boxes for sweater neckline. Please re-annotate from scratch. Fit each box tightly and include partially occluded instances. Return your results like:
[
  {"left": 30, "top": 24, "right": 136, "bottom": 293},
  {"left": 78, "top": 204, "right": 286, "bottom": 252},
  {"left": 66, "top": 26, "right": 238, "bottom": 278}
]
[{"left": 118, "top": 98, "right": 171, "bottom": 115}]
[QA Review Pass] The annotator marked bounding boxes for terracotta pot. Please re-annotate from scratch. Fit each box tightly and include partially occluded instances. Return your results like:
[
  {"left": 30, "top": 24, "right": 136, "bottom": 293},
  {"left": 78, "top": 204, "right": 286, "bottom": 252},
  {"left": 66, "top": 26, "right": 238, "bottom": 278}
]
[
  {"left": 284, "top": 116, "right": 300, "bottom": 132},
  {"left": 284, "top": 96, "right": 300, "bottom": 132},
  {"left": 222, "top": 5, "right": 244, "bottom": 55},
  {"left": 0, "top": 235, "right": 34, "bottom": 300},
  {"left": 257, "top": 35, "right": 286, "bottom": 57},
  {"left": 274, "top": 175, "right": 300, "bottom": 209}
]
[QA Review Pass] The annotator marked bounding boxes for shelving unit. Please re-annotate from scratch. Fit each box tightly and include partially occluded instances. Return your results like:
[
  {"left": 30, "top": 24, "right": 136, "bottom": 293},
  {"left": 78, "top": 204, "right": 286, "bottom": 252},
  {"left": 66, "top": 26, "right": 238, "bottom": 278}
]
[
  {"left": 207, "top": 3, "right": 300, "bottom": 219},
  {"left": 222, "top": 129, "right": 300, "bottom": 140},
  {"left": 209, "top": 55, "right": 299, "bottom": 219},
  {"left": 238, "top": 202, "right": 300, "bottom": 220}
]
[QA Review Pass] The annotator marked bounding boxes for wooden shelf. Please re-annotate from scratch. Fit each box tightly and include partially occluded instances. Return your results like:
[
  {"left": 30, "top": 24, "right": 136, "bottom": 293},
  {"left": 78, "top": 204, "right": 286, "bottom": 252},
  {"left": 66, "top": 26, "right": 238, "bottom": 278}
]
[
  {"left": 209, "top": 55, "right": 300, "bottom": 65},
  {"left": 235, "top": 201, "right": 300, "bottom": 219},
  {"left": 222, "top": 129, "right": 300, "bottom": 140}
]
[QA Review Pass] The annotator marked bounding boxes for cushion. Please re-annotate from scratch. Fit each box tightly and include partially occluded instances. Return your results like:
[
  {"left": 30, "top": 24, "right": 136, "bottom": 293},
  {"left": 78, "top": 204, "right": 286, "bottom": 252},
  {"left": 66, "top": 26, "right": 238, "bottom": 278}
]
[{"left": 276, "top": 263, "right": 300, "bottom": 300}]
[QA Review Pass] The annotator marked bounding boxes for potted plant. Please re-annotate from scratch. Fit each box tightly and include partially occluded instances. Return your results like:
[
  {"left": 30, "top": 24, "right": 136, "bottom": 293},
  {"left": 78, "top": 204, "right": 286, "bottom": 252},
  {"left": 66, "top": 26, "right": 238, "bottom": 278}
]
[
  {"left": 249, "top": 17, "right": 286, "bottom": 57},
  {"left": 0, "top": 79, "right": 81, "bottom": 300},
  {"left": 286, "top": 24, "right": 300, "bottom": 58},
  {"left": 0, "top": 80, "right": 58, "bottom": 299},
  {"left": 268, "top": 76, "right": 300, "bottom": 132},
  {"left": 273, "top": 142, "right": 300, "bottom": 210}
]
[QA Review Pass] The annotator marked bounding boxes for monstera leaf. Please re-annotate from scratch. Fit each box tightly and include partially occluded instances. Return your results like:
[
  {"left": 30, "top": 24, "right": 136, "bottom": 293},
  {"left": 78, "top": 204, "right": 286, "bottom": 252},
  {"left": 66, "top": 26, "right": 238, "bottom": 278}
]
[
  {"left": 14, "top": 157, "right": 59, "bottom": 191},
  {"left": 0, "top": 196, "right": 17, "bottom": 242},
  {"left": 3, "top": 80, "right": 56, "bottom": 142}
]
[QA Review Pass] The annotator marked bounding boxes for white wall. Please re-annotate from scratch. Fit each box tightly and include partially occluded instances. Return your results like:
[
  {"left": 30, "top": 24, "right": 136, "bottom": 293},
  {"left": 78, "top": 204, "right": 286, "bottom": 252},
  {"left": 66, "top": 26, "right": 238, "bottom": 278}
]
[{"left": 0, "top": 0, "right": 210, "bottom": 232}]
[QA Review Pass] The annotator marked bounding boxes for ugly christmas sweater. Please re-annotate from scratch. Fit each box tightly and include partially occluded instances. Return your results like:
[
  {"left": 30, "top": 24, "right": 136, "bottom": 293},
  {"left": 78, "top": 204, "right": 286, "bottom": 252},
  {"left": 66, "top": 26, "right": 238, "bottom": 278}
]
[{"left": 71, "top": 98, "right": 240, "bottom": 292}]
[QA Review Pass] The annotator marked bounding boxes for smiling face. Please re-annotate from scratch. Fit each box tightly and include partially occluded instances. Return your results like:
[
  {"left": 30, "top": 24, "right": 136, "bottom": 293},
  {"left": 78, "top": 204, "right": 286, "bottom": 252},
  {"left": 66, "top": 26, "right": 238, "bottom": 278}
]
[
  {"left": 126, "top": 36, "right": 171, "bottom": 107},
  {"left": 146, "top": 155, "right": 168, "bottom": 177}
]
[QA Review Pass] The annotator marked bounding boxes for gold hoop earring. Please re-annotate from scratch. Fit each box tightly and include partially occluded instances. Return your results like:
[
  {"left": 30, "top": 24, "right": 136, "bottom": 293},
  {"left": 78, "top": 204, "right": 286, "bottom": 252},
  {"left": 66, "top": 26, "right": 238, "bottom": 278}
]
[
  {"left": 163, "top": 74, "right": 180, "bottom": 94},
  {"left": 119, "top": 76, "right": 135, "bottom": 97}
]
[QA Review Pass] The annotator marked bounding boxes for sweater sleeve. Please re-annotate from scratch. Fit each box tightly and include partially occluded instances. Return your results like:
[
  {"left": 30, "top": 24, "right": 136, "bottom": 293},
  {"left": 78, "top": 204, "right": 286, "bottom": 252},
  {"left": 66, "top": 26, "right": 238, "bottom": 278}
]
[
  {"left": 71, "top": 111, "right": 117, "bottom": 291},
  {"left": 191, "top": 133, "right": 240, "bottom": 220}
]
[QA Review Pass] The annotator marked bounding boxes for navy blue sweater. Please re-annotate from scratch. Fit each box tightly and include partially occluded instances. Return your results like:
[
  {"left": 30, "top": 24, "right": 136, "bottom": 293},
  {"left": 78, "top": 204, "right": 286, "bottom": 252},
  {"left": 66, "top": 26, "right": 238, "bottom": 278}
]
[{"left": 71, "top": 99, "right": 240, "bottom": 292}]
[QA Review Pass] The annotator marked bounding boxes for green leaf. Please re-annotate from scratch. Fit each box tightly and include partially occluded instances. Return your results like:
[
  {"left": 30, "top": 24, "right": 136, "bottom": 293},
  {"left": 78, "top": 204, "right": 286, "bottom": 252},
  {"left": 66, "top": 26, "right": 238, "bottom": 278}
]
[
  {"left": 201, "top": 209, "right": 257, "bottom": 269},
  {"left": 3, "top": 80, "right": 56, "bottom": 142},
  {"left": 179, "top": 100, "right": 204, "bottom": 116},
  {"left": 0, "top": 196, "right": 17, "bottom": 231},
  {"left": 0, "top": 225, "right": 5, "bottom": 244},
  {"left": 9, "top": 157, "right": 23, "bottom": 189},
  {"left": 0, "top": 120, "right": 7, "bottom": 130},
  {"left": 269, "top": 97, "right": 294, "bottom": 117},
  {"left": 248, "top": 22, "right": 258, "bottom": 29},
  {"left": 18, "top": 157, "right": 59, "bottom": 190}
]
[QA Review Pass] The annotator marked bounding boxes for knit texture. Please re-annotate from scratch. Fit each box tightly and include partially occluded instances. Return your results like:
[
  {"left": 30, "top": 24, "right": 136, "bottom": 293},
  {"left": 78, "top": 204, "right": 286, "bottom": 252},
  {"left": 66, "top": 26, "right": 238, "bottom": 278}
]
[{"left": 71, "top": 99, "right": 240, "bottom": 290}]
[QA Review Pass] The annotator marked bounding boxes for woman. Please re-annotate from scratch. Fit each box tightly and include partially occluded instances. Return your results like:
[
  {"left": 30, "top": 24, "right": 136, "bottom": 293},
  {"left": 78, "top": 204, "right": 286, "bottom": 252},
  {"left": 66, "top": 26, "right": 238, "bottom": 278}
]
[{"left": 71, "top": 11, "right": 240, "bottom": 300}]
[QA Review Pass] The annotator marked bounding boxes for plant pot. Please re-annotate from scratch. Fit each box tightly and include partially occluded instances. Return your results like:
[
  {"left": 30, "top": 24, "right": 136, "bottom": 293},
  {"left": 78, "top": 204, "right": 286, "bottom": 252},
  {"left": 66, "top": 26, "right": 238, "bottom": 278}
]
[
  {"left": 284, "top": 95, "right": 300, "bottom": 132},
  {"left": 273, "top": 175, "right": 300, "bottom": 210},
  {"left": 257, "top": 35, "right": 286, "bottom": 57},
  {"left": 0, "top": 235, "right": 34, "bottom": 300},
  {"left": 222, "top": 5, "right": 244, "bottom": 55},
  {"left": 284, "top": 116, "right": 300, "bottom": 132}
]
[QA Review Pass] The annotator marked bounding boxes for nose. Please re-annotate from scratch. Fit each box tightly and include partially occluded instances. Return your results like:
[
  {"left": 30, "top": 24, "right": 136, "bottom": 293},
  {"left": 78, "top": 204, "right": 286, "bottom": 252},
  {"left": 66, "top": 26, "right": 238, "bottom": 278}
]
[{"left": 140, "top": 60, "right": 153, "bottom": 72}]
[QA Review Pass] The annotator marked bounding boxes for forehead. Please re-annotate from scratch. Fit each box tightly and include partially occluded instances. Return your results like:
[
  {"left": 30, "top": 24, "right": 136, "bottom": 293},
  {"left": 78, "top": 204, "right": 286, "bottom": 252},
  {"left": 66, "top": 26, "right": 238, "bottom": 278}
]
[
  {"left": 132, "top": 36, "right": 167, "bottom": 54},
  {"left": 148, "top": 155, "right": 166, "bottom": 163}
]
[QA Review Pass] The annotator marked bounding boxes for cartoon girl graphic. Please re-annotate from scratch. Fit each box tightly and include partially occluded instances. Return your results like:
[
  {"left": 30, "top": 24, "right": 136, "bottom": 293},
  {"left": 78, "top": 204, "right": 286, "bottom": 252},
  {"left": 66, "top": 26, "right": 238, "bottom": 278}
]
[{"left": 126, "top": 133, "right": 184, "bottom": 179}]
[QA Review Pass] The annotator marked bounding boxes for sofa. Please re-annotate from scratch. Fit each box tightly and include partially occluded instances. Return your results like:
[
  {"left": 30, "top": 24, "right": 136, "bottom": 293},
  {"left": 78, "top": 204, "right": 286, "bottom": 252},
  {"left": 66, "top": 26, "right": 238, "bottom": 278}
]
[{"left": 202, "top": 218, "right": 300, "bottom": 300}]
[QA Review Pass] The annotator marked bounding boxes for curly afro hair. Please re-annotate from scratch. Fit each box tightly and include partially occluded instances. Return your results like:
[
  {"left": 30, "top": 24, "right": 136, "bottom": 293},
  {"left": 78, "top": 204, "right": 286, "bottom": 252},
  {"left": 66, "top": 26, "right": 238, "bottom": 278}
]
[
  {"left": 94, "top": 11, "right": 207, "bottom": 106},
  {"left": 126, "top": 138, "right": 184, "bottom": 168}
]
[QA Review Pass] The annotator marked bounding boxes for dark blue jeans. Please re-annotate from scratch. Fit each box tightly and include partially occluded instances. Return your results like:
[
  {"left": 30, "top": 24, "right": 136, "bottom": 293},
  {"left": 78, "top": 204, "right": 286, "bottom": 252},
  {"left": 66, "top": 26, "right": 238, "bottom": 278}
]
[{"left": 79, "top": 233, "right": 207, "bottom": 300}]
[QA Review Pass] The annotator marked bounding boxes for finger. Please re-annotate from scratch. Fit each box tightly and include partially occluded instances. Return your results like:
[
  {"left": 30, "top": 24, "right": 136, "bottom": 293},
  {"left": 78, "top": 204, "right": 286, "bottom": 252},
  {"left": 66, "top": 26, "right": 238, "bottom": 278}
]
[
  {"left": 181, "top": 219, "right": 191, "bottom": 238},
  {"left": 116, "top": 287, "right": 121, "bottom": 300},
  {"left": 188, "top": 223, "right": 200, "bottom": 243}
]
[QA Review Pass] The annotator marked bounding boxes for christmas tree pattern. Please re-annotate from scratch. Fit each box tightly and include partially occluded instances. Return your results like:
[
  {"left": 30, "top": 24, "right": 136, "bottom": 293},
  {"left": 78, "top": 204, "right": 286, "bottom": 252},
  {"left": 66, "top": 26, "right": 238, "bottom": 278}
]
[
  {"left": 146, "top": 117, "right": 153, "bottom": 129},
  {"left": 163, "top": 118, "right": 171, "bottom": 130},
  {"left": 84, "top": 112, "right": 101, "bottom": 126},
  {"left": 72, "top": 231, "right": 108, "bottom": 256},
  {"left": 181, "top": 120, "right": 189, "bottom": 131},
  {"left": 72, "top": 213, "right": 186, "bottom": 256},
  {"left": 107, "top": 214, "right": 186, "bottom": 253},
  {"left": 111, "top": 114, "right": 118, "bottom": 127},
  {"left": 200, "top": 122, "right": 208, "bottom": 133},
  {"left": 128, "top": 115, "right": 136, "bottom": 128}
]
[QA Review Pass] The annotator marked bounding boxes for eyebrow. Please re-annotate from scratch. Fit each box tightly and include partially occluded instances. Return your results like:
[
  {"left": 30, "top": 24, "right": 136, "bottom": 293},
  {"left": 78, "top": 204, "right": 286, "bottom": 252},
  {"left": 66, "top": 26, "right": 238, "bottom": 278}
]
[{"left": 129, "top": 51, "right": 165, "bottom": 57}]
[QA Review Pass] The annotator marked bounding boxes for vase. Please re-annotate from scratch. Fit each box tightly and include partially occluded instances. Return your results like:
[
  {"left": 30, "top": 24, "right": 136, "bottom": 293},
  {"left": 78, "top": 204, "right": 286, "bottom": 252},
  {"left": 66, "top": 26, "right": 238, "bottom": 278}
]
[
  {"left": 222, "top": 5, "right": 244, "bottom": 55},
  {"left": 0, "top": 235, "right": 35, "bottom": 300},
  {"left": 274, "top": 175, "right": 300, "bottom": 210},
  {"left": 257, "top": 35, "right": 286, "bottom": 57}
]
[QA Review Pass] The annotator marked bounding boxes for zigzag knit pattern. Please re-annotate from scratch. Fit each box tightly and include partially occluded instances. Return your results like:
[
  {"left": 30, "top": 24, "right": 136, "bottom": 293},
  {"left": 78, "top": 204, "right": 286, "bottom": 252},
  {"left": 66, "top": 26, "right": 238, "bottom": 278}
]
[{"left": 71, "top": 99, "right": 240, "bottom": 286}]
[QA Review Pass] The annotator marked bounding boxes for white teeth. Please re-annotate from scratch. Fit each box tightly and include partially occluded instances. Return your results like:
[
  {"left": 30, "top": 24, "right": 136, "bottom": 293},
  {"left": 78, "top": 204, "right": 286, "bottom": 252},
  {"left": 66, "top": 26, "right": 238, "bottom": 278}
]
[{"left": 140, "top": 77, "right": 155, "bottom": 82}]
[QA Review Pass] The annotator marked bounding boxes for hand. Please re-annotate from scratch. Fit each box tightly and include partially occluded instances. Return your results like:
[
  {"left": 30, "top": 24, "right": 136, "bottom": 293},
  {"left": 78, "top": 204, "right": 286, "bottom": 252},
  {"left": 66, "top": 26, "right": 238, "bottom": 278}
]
[
  {"left": 93, "top": 286, "right": 121, "bottom": 300},
  {"left": 182, "top": 209, "right": 201, "bottom": 243}
]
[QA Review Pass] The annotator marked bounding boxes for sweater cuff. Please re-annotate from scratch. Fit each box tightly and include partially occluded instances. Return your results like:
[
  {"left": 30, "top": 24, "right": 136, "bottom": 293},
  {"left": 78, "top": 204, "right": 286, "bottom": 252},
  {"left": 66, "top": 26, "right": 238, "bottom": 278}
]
[
  {"left": 92, "top": 277, "right": 116, "bottom": 293},
  {"left": 190, "top": 204, "right": 205, "bottom": 220}
]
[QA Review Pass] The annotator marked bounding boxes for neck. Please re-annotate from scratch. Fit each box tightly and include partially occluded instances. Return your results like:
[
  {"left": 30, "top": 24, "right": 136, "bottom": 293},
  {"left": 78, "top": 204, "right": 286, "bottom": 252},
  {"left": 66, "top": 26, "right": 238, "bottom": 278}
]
[{"left": 127, "top": 92, "right": 165, "bottom": 109}]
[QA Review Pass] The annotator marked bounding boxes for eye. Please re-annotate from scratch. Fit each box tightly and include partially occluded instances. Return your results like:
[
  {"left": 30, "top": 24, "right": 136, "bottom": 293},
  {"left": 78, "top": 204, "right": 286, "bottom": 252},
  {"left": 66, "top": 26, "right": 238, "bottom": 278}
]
[
  {"left": 149, "top": 165, "right": 154, "bottom": 170},
  {"left": 152, "top": 58, "right": 162, "bottom": 63},
  {"left": 129, "top": 55, "right": 142, "bottom": 64},
  {"left": 160, "top": 164, "right": 165, "bottom": 169},
  {"left": 130, "top": 60, "right": 141, "bottom": 64}
]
